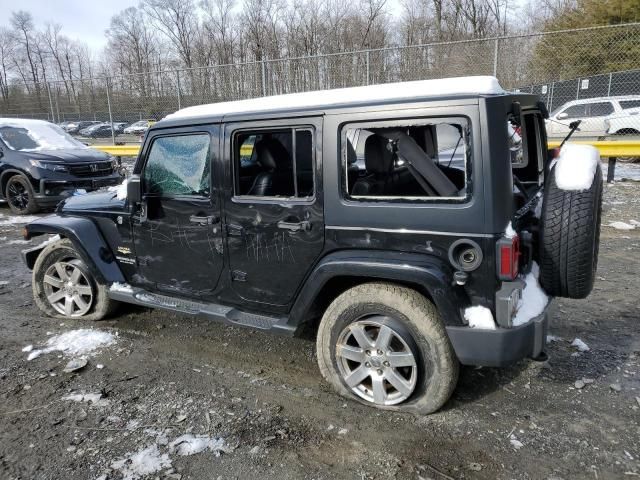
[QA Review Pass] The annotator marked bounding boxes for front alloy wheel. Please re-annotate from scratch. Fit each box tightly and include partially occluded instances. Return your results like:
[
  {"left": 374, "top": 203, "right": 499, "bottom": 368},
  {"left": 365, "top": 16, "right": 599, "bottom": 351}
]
[
  {"left": 42, "top": 259, "right": 94, "bottom": 316},
  {"left": 335, "top": 317, "right": 418, "bottom": 406}
]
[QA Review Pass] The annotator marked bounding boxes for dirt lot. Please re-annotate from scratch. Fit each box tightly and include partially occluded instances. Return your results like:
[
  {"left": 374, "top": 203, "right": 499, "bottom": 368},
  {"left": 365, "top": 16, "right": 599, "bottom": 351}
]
[{"left": 0, "top": 177, "right": 639, "bottom": 480}]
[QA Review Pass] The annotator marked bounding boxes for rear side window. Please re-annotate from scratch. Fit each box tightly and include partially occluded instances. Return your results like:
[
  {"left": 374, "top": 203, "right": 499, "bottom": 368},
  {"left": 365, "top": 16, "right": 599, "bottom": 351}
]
[
  {"left": 143, "top": 134, "right": 211, "bottom": 196},
  {"left": 620, "top": 100, "right": 640, "bottom": 110},
  {"left": 342, "top": 117, "right": 470, "bottom": 201},
  {"left": 234, "top": 128, "right": 314, "bottom": 199},
  {"left": 588, "top": 102, "right": 614, "bottom": 117}
]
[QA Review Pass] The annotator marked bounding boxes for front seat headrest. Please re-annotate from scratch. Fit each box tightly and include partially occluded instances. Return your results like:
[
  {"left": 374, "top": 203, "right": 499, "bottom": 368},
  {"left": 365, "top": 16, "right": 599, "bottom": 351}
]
[
  {"left": 254, "top": 138, "right": 290, "bottom": 171},
  {"left": 364, "top": 134, "right": 393, "bottom": 174}
]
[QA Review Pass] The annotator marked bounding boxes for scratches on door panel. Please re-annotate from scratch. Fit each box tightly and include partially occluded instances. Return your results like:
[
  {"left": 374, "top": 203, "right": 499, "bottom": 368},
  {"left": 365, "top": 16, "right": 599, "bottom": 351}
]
[{"left": 245, "top": 232, "right": 295, "bottom": 263}]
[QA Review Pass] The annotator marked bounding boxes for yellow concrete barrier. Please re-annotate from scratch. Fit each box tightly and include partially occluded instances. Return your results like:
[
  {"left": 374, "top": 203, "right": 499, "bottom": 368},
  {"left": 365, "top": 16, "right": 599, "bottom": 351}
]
[{"left": 547, "top": 140, "right": 640, "bottom": 158}]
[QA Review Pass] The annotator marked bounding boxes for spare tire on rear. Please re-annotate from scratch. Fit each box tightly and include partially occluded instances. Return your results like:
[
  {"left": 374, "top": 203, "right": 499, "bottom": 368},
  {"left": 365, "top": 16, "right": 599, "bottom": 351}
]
[{"left": 539, "top": 164, "right": 603, "bottom": 299}]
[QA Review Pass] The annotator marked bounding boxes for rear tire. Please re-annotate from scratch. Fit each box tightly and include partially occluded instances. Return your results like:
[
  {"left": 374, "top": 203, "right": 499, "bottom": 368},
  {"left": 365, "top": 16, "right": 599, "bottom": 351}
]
[
  {"left": 33, "top": 238, "right": 117, "bottom": 321},
  {"left": 6, "top": 175, "right": 39, "bottom": 215},
  {"left": 539, "top": 164, "right": 603, "bottom": 298},
  {"left": 316, "top": 282, "right": 459, "bottom": 414}
]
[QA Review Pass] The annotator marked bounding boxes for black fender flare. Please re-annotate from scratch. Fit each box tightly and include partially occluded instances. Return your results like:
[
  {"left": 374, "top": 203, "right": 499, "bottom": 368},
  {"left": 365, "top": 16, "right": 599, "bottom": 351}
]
[
  {"left": 288, "top": 249, "right": 468, "bottom": 329},
  {"left": 22, "top": 215, "right": 125, "bottom": 284}
]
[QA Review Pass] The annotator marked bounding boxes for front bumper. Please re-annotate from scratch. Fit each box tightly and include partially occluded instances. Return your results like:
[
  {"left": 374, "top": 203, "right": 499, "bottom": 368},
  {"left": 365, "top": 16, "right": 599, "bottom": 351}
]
[
  {"left": 34, "top": 175, "right": 122, "bottom": 206},
  {"left": 446, "top": 304, "right": 550, "bottom": 367}
]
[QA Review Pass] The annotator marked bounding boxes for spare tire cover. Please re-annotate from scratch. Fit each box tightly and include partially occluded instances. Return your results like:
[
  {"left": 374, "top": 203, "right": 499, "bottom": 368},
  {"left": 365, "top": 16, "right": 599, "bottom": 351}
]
[{"left": 539, "top": 164, "right": 603, "bottom": 299}]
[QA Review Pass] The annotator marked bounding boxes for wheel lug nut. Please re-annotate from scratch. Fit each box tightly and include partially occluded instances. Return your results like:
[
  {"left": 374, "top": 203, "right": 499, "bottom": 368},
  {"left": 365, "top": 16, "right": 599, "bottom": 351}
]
[
  {"left": 377, "top": 369, "right": 383, "bottom": 375},
  {"left": 377, "top": 349, "right": 383, "bottom": 355},
  {"left": 365, "top": 362, "right": 371, "bottom": 367},
  {"left": 365, "top": 350, "right": 371, "bottom": 356},
  {"left": 383, "top": 361, "right": 390, "bottom": 367}
]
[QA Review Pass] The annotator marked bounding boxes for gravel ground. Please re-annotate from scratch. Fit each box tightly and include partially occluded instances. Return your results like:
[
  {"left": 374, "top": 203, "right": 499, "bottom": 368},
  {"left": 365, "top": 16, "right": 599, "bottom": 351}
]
[{"left": 0, "top": 179, "right": 639, "bottom": 480}]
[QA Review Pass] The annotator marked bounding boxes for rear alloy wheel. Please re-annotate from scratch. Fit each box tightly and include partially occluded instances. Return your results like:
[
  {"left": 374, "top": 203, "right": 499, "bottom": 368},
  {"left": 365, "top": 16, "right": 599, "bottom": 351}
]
[
  {"left": 6, "top": 175, "right": 39, "bottom": 215},
  {"left": 317, "top": 282, "right": 459, "bottom": 414},
  {"left": 33, "top": 238, "right": 117, "bottom": 321}
]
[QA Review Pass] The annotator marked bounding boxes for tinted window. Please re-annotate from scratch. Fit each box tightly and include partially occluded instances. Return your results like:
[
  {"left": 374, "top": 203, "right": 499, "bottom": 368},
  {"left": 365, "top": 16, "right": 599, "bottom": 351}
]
[
  {"left": 143, "top": 134, "right": 210, "bottom": 196},
  {"left": 620, "top": 100, "right": 640, "bottom": 110},
  {"left": 561, "top": 105, "right": 586, "bottom": 119},
  {"left": 343, "top": 118, "right": 469, "bottom": 200},
  {"left": 234, "top": 128, "right": 314, "bottom": 198},
  {"left": 588, "top": 102, "right": 614, "bottom": 117}
]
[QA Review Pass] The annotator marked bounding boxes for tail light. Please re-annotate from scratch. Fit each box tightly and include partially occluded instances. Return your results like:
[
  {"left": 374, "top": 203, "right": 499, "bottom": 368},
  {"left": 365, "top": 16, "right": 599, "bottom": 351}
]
[{"left": 497, "top": 234, "right": 520, "bottom": 280}]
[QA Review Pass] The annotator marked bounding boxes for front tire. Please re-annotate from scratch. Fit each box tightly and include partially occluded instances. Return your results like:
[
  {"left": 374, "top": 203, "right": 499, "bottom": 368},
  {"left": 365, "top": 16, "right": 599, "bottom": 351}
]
[
  {"left": 33, "top": 238, "right": 117, "bottom": 321},
  {"left": 6, "top": 175, "right": 39, "bottom": 215},
  {"left": 316, "top": 283, "right": 459, "bottom": 414}
]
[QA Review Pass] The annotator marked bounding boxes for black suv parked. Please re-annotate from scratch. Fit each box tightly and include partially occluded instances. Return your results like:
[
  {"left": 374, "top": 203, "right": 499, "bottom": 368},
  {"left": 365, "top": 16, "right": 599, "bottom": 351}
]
[
  {"left": 0, "top": 119, "right": 122, "bottom": 214},
  {"left": 21, "top": 77, "right": 603, "bottom": 414}
]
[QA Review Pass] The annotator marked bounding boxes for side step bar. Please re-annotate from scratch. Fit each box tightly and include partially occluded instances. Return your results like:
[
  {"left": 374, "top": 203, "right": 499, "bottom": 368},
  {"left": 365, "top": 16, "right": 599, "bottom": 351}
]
[{"left": 108, "top": 285, "right": 295, "bottom": 336}]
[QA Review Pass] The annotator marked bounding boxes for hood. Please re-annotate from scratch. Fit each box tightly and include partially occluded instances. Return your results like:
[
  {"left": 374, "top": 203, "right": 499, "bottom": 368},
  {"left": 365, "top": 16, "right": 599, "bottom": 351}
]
[
  {"left": 60, "top": 190, "right": 125, "bottom": 213},
  {"left": 25, "top": 148, "right": 111, "bottom": 163}
]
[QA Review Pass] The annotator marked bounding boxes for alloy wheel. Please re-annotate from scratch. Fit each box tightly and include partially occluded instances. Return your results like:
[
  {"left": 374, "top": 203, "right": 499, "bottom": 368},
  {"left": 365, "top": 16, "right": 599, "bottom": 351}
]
[
  {"left": 7, "top": 181, "right": 29, "bottom": 211},
  {"left": 42, "top": 260, "right": 94, "bottom": 317},
  {"left": 335, "top": 317, "right": 418, "bottom": 406}
]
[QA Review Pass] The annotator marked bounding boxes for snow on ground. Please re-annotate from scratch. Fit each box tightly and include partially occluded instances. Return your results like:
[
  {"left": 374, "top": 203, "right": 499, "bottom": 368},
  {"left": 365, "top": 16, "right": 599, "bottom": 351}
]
[
  {"left": 31, "top": 234, "right": 61, "bottom": 249},
  {"left": 110, "top": 282, "right": 134, "bottom": 293},
  {"left": 62, "top": 392, "right": 109, "bottom": 406},
  {"left": 513, "top": 262, "right": 549, "bottom": 327},
  {"left": 108, "top": 178, "right": 128, "bottom": 200},
  {"left": 464, "top": 305, "right": 496, "bottom": 330},
  {"left": 0, "top": 213, "right": 42, "bottom": 226},
  {"left": 168, "top": 434, "right": 228, "bottom": 457},
  {"left": 612, "top": 162, "right": 640, "bottom": 181},
  {"left": 608, "top": 221, "right": 635, "bottom": 230},
  {"left": 505, "top": 221, "right": 516, "bottom": 238},
  {"left": 554, "top": 143, "right": 600, "bottom": 191},
  {"left": 25, "top": 329, "right": 116, "bottom": 361},
  {"left": 110, "top": 445, "right": 172, "bottom": 480},
  {"left": 571, "top": 338, "right": 590, "bottom": 352}
]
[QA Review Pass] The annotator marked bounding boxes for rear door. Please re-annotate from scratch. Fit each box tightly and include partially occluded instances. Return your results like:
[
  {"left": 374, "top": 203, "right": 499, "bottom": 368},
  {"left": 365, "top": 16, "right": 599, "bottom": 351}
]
[
  {"left": 581, "top": 101, "right": 615, "bottom": 137},
  {"left": 131, "top": 126, "right": 225, "bottom": 299},
  {"left": 223, "top": 118, "right": 324, "bottom": 307}
]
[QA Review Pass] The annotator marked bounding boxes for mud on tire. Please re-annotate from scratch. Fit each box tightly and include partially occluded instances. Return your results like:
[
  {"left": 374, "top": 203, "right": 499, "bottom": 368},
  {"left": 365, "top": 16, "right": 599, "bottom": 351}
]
[
  {"left": 539, "top": 164, "right": 603, "bottom": 299},
  {"left": 316, "top": 282, "right": 459, "bottom": 415}
]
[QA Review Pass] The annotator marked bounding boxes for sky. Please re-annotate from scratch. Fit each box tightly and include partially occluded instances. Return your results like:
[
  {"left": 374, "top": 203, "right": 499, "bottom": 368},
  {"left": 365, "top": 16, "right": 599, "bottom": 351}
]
[{"left": 2, "top": 0, "right": 138, "bottom": 52}]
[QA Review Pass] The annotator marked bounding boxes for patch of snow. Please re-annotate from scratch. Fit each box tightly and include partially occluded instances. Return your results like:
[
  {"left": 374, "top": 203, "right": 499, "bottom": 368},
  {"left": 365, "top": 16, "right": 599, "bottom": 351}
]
[
  {"left": 168, "top": 434, "right": 227, "bottom": 457},
  {"left": 21, "top": 345, "right": 33, "bottom": 352},
  {"left": 0, "top": 280, "right": 8, "bottom": 286},
  {"left": 110, "top": 444, "right": 171, "bottom": 480},
  {"left": 7, "top": 239, "right": 31, "bottom": 245},
  {"left": 509, "top": 434, "right": 524, "bottom": 450},
  {"left": 165, "top": 76, "right": 504, "bottom": 120},
  {"left": 108, "top": 178, "right": 128, "bottom": 200},
  {"left": 26, "top": 329, "right": 116, "bottom": 361},
  {"left": 533, "top": 191, "right": 543, "bottom": 219},
  {"left": 62, "top": 392, "right": 109, "bottom": 406},
  {"left": 554, "top": 143, "right": 600, "bottom": 191},
  {"left": 608, "top": 221, "right": 635, "bottom": 230},
  {"left": 546, "top": 334, "right": 562, "bottom": 344},
  {"left": 0, "top": 118, "right": 88, "bottom": 152},
  {"left": 464, "top": 306, "right": 497, "bottom": 330},
  {"left": 110, "top": 282, "right": 134, "bottom": 293},
  {"left": 571, "top": 338, "right": 590, "bottom": 352},
  {"left": 32, "top": 234, "right": 61, "bottom": 249},
  {"left": 505, "top": 221, "right": 517, "bottom": 239},
  {"left": 512, "top": 262, "right": 549, "bottom": 327},
  {"left": 630, "top": 219, "right": 640, "bottom": 227},
  {"left": 0, "top": 214, "right": 42, "bottom": 226}
]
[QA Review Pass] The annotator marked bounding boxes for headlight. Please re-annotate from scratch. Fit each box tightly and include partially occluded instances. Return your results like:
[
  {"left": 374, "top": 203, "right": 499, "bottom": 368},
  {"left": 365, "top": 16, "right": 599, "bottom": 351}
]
[
  {"left": 109, "top": 156, "right": 119, "bottom": 169},
  {"left": 29, "top": 159, "right": 68, "bottom": 172}
]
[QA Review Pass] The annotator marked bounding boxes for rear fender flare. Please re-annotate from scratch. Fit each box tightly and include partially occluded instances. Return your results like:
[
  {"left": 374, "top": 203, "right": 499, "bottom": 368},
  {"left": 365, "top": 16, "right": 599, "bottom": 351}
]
[
  {"left": 22, "top": 215, "right": 125, "bottom": 284},
  {"left": 289, "top": 250, "right": 467, "bottom": 330}
]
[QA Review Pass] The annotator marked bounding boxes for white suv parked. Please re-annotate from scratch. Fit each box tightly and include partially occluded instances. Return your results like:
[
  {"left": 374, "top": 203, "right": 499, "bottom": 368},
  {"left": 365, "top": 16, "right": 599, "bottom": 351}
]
[
  {"left": 547, "top": 96, "right": 640, "bottom": 138},
  {"left": 604, "top": 107, "right": 640, "bottom": 135}
]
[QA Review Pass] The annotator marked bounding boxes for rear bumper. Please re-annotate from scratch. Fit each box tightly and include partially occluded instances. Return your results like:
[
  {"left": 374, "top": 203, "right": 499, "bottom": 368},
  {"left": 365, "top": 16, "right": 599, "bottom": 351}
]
[{"left": 446, "top": 304, "right": 550, "bottom": 367}]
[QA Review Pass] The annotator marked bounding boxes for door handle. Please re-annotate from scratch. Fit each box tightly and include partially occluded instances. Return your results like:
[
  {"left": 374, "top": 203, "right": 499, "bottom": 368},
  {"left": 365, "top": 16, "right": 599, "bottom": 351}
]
[
  {"left": 277, "top": 220, "right": 311, "bottom": 232},
  {"left": 189, "top": 215, "right": 219, "bottom": 226}
]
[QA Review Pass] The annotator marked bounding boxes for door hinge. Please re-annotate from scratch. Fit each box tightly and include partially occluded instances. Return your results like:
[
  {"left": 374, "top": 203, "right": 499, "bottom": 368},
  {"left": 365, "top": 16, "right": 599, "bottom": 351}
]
[{"left": 231, "top": 270, "right": 247, "bottom": 282}]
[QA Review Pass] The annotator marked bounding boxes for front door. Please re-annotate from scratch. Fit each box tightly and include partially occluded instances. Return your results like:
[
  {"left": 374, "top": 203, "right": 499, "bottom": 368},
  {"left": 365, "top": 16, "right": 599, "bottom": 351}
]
[
  {"left": 132, "top": 127, "right": 224, "bottom": 299},
  {"left": 223, "top": 118, "right": 324, "bottom": 307}
]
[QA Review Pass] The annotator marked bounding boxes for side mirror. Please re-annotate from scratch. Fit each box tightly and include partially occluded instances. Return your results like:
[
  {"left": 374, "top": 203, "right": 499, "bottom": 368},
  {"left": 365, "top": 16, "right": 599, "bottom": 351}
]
[
  {"left": 557, "top": 112, "right": 568, "bottom": 120},
  {"left": 126, "top": 175, "right": 142, "bottom": 204}
]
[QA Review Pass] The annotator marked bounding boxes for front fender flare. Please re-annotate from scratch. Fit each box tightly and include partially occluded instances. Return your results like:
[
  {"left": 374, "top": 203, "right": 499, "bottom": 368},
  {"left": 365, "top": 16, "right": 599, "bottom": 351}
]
[
  {"left": 289, "top": 250, "right": 468, "bottom": 329},
  {"left": 22, "top": 215, "right": 125, "bottom": 284}
]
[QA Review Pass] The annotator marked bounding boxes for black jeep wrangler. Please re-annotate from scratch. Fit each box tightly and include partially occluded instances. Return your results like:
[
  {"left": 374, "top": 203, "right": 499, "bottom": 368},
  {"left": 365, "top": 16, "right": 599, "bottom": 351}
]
[{"left": 21, "top": 76, "right": 602, "bottom": 414}]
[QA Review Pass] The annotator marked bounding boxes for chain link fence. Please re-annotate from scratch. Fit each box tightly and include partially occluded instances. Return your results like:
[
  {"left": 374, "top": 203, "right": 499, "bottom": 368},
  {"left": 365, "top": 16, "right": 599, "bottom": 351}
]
[{"left": 1, "top": 23, "right": 639, "bottom": 140}]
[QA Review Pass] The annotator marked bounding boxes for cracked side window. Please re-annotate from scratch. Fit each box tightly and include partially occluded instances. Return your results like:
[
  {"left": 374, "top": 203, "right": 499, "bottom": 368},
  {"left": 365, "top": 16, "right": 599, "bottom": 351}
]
[{"left": 143, "top": 134, "right": 211, "bottom": 196}]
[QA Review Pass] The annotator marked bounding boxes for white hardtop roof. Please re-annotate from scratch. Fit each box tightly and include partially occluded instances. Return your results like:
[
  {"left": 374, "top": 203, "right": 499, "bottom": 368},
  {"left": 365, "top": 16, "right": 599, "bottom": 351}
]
[{"left": 164, "top": 75, "right": 505, "bottom": 121}]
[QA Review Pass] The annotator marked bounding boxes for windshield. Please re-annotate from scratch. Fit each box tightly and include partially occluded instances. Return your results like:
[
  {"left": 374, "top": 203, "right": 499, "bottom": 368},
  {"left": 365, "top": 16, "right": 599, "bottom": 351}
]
[{"left": 0, "top": 121, "right": 87, "bottom": 152}]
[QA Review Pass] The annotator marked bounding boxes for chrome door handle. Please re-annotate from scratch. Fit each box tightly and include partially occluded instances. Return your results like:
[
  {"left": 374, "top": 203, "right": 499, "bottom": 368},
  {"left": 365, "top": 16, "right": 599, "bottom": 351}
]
[
  {"left": 277, "top": 220, "right": 311, "bottom": 232},
  {"left": 189, "top": 215, "right": 219, "bottom": 226}
]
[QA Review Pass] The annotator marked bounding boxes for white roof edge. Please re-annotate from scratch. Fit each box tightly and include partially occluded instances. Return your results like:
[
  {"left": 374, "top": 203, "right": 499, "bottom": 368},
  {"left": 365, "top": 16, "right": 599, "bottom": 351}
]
[
  {"left": 0, "top": 118, "right": 54, "bottom": 125},
  {"left": 164, "top": 75, "right": 505, "bottom": 121}
]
